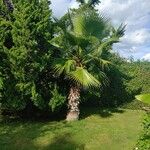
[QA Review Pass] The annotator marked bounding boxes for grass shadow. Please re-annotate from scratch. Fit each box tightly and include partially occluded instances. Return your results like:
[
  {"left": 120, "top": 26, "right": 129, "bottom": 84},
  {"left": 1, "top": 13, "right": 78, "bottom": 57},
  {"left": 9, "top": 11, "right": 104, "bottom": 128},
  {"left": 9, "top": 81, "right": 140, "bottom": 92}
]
[
  {"left": 45, "top": 133, "right": 85, "bottom": 150},
  {"left": 0, "top": 119, "right": 85, "bottom": 150},
  {"left": 80, "top": 107, "right": 125, "bottom": 119},
  {"left": 0, "top": 118, "right": 73, "bottom": 150}
]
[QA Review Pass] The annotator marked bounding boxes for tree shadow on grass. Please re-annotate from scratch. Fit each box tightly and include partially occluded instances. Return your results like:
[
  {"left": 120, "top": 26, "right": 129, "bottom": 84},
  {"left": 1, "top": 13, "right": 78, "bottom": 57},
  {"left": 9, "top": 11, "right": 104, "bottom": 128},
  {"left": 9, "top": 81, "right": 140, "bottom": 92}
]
[
  {"left": 45, "top": 133, "right": 85, "bottom": 150},
  {"left": 0, "top": 119, "right": 76, "bottom": 150},
  {"left": 80, "top": 107, "right": 125, "bottom": 119},
  {"left": 0, "top": 119, "right": 85, "bottom": 150}
]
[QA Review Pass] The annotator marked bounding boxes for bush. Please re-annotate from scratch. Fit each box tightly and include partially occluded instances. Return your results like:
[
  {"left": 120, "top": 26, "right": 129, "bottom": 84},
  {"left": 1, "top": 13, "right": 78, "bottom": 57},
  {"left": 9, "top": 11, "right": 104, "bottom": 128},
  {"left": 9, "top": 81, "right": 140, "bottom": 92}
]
[{"left": 136, "top": 113, "right": 150, "bottom": 150}]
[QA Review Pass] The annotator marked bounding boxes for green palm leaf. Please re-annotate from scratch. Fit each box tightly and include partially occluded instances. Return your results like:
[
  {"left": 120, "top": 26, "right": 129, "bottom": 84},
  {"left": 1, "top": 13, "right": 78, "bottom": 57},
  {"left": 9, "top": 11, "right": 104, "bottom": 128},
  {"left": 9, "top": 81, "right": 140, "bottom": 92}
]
[
  {"left": 49, "top": 35, "right": 64, "bottom": 49},
  {"left": 92, "top": 24, "right": 126, "bottom": 56},
  {"left": 72, "top": 9, "right": 109, "bottom": 39},
  {"left": 111, "top": 24, "right": 126, "bottom": 38},
  {"left": 135, "top": 94, "right": 150, "bottom": 104},
  {"left": 53, "top": 59, "right": 76, "bottom": 76},
  {"left": 99, "top": 58, "right": 112, "bottom": 70},
  {"left": 68, "top": 67, "right": 100, "bottom": 88},
  {"left": 93, "top": 36, "right": 119, "bottom": 56},
  {"left": 65, "top": 31, "right": 90, "bottom": 48}
]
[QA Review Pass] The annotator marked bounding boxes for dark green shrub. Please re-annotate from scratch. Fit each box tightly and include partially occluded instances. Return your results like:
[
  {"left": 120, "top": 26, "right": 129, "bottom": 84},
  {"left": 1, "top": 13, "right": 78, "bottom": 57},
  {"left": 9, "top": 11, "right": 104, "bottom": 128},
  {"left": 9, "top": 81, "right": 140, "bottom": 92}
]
[
  {"left": 49, "top": 86, "right": 66, "bottom": 112},
  {"left": 136, "top": 113, "right": 150, "bottom": 149}
]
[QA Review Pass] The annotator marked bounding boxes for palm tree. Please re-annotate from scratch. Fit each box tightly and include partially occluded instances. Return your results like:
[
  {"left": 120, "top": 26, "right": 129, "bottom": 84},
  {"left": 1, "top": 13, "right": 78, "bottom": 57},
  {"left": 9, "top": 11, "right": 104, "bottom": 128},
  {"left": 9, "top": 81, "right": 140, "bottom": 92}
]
[
  {"left": 3, "top": 0, "right": 14, "bottom": 12},
  {"left": 50, "top": 8, "right": 125, "bottom": 121}
]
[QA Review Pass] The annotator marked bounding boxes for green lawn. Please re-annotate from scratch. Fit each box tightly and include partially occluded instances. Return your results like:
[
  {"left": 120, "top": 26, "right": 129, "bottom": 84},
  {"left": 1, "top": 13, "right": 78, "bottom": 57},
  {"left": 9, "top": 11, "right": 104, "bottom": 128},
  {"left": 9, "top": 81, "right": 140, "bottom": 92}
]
[{"left": 0, "top": 108, "right": 144, "bottom": 150}]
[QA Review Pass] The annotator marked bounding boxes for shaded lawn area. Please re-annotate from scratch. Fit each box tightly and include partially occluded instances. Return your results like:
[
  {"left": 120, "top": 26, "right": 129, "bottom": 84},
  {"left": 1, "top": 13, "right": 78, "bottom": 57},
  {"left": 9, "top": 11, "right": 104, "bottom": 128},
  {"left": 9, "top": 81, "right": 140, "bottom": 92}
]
[{"left": 0, "top": 108, "right": 144, "bottom": 150}]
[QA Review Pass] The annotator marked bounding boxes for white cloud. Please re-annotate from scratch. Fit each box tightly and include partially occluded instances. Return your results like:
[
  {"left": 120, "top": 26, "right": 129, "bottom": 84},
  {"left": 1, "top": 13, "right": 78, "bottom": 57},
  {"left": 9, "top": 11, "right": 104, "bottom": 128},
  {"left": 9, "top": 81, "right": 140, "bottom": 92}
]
[
  {"left": 142, "top": 53, "right": 150, "bottom": 61},
  {"left": 50, "top": 0, "right": 78, "bottom": 18},
  {"left": 96, "top": 0, "right": 150, "bottom": 59},
  {"left": 50, "top": 0, "right": 150, "bottom": 60}
]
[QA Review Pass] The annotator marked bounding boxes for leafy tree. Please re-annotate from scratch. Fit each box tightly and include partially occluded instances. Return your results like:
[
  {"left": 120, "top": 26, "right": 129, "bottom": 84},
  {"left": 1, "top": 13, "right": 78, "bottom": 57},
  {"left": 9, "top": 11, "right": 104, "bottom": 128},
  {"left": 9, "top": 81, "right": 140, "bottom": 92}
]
[
  {"left": 0, "top": 0, "right": 53, "bottom": 111},
  {"left": 50, "top": 8, "right": 125, "bottom": 121}
]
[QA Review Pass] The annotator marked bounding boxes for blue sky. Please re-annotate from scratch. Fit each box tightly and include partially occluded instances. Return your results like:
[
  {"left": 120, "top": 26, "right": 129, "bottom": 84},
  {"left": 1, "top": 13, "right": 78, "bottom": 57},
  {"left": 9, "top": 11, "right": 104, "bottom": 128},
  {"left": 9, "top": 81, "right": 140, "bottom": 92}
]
[{"left": 51, "top": 0, "right": 150, "bottom": 61}]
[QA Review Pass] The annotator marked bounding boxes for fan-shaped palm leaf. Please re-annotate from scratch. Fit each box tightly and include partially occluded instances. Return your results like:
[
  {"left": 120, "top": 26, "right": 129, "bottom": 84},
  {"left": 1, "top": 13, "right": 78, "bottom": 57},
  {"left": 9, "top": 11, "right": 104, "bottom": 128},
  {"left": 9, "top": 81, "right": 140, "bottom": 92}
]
[
  {"left": 98, "top": 58, "right": 112, "bottom": 70},
  {"left": 111, "top": 24, "right": 126, "bottom": 38},
  {"left": 83, "top": 53, "right": 112, "bottom": 70},
  {"left": 72, "top": 9, "right": 109, "bottom": 39},
  {"left": 49, "top": 35, "right": 64, "bottom": 49},
  {"left": 93, "top": 36, "right": 119, "bottom": 56},
  {"left": 68, "top": 67, "right": 100, "bottom": 88},
  {"left": 53, "top": 59, "right": 76, "bottom": 76},
  {"left": 65, "top": 31, "right": 91, "bottom": 48}
]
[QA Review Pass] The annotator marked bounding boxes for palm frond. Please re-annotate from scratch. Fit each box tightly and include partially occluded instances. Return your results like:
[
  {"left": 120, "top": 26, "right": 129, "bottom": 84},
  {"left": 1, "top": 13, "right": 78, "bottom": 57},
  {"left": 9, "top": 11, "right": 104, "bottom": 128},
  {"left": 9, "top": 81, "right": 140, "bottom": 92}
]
[
  {"left": 76, "top": 0, "right": 85, "bottom": 4},
  {"left": 68, "top": 10, "right": 74, "bottom": 30},
  {"left": 64, "top": 31, "right": 91, "bottom": 49},
  {"left": 72, "top": 9, "right": 110, "bottom": 39},
  {"left": 99, "top": 58, "right": 112, "bottom": 70},
  {"left": 53, "top": 17, "right": 66, "bottom": 31},
  {"left": 111, "top": 23, "right": 126, "bottom": 38},
  {"left": 68, "top": 67, "right": 100, "bottom": 88},
  {"left": 91, "top": 24, "right": 125, "bottom": 56},
  {"left": 53, "top": 59, "right": 76, "bottom": 76},
  {"left": 49, "top": 35, "right": 63, "bottom": 49},
  {"left": 93, "top": 36, "right": 119, "bottom": 56},
  {"left": 88, "top": 0, "right": 101, "bottom": 6}
]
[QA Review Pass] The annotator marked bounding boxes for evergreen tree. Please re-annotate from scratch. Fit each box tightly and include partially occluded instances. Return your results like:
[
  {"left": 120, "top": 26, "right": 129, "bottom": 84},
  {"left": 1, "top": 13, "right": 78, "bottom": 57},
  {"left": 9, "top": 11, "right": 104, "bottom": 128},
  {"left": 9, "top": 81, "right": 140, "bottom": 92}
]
[{"left": 0, "top": 0, "right": 54, "bottom": 111}]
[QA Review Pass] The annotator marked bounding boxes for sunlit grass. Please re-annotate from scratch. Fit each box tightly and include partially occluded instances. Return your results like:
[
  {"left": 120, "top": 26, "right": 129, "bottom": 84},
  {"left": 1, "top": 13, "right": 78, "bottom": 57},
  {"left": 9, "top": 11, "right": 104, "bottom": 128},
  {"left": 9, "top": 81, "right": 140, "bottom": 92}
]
[{"left": 0, "top": 108, "right": 144, "bottom": 150}]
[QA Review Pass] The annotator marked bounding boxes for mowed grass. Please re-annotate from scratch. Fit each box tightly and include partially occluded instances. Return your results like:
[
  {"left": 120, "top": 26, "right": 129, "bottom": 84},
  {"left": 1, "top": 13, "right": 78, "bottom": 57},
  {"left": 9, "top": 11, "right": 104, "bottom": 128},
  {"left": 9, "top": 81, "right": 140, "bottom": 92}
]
[{"left": 0, "top": 108, "right": 144, "bottom": 150}]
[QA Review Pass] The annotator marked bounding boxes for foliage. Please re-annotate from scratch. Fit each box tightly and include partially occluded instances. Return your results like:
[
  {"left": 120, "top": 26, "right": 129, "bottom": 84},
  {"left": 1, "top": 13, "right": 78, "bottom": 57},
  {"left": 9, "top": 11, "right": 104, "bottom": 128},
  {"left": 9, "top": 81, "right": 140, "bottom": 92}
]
[
  {"left": 0, "top": 0, "right": 53, "bottom": 111},
  {"left": 122, "top": 61, "right": 150, "bottom": 95},
  {"left": 49, "top": 86, "right": 66, "bottom": 112},
  {"left": 101, "top": 54, "right": 150, "bottom": 107},
  {"left": 0, "top": 0, "right": 149, "bottom": 115},
  {"left": 136, "top": 114, "right": 150, "bottom": 150},
  {"left": 82, "top": 53, "right": 150, "bottom": 107},
  {"left": 51, "top": 7, "right": 125, "bottom": 96},
  {"left": 135, "top": 93, "right": 150, "bottom": 150}
]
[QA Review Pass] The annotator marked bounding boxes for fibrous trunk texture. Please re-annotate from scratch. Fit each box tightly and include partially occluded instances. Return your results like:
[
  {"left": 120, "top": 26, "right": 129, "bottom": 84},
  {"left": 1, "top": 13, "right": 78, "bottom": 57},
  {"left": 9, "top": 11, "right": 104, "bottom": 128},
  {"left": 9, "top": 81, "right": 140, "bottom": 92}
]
[
  {"left": 66, "top": 86, "right": 80, "bottom": 121},
  {"left": 3, "top": 0, "right": 14, "bottom": 12}
]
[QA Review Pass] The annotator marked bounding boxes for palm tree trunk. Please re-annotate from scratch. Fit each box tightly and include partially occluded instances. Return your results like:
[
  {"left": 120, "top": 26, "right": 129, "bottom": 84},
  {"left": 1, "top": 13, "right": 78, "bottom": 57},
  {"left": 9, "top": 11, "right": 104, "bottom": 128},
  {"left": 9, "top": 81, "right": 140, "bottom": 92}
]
[
  {"left": 3, "top": 0, "right": 14, "bottom": 12},
  {"left": 66, "top": 86, "right": 80, "bottom": 121}
]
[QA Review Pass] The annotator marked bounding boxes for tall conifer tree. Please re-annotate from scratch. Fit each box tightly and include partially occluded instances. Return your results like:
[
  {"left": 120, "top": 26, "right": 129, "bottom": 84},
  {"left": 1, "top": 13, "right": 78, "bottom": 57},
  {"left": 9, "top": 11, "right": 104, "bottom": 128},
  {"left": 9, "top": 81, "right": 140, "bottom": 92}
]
[{"left": 0, "top": 0, "right": 53, "bottom": 110}]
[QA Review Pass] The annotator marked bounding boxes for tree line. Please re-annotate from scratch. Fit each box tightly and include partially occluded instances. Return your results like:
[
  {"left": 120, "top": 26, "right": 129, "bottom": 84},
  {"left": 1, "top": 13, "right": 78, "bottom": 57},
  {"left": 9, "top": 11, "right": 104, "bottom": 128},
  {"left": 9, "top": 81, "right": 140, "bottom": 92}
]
[{"left": 0, "top": 0, "right": 150, "bottom": 121}]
